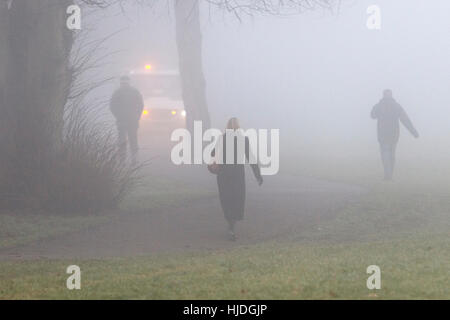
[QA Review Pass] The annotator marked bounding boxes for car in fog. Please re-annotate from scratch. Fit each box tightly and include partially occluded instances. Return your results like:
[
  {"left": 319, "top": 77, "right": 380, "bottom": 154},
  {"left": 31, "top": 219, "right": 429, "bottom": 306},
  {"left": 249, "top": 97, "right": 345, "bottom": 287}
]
[{"left": 130, "top": 66, "right": 186, "bottom": 130}]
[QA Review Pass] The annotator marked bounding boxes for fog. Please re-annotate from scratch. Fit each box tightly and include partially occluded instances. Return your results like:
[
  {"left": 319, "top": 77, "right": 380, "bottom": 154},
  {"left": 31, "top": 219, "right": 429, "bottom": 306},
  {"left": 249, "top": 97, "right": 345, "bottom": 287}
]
[
  {"left": 86, "top": 1, "right": 448, "bottom": 139},
  {"left": 1, "top": 0, "right": 449, "bottom": 300}
]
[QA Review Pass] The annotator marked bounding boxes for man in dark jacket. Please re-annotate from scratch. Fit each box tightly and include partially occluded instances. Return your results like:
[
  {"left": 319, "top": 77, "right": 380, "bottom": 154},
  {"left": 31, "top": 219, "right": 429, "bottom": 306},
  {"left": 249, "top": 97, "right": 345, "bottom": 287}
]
[
  {"left": 110, "top": 76, "right": 144, "bottom": 163},
  {"left": 371, "top": 89, "right": 419, "bottom": 180}
]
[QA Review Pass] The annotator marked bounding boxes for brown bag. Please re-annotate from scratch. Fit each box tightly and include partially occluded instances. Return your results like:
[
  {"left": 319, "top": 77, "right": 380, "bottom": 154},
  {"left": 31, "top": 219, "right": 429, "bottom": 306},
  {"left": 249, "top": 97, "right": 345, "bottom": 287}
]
[{"left": 207, "top": 162, "right": 221, "bottom": 175}]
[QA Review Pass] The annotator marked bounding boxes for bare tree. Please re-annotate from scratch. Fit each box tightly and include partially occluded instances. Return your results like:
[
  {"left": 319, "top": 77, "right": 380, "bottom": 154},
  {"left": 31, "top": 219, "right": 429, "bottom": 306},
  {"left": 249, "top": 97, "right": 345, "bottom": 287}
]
[
  {"left": 178, "top": 0, "right": 338, "bottom": 131},
  {"left": 0, "top": 0, "right": 74, "bottom": 200},
  {"left": 83, "top": 0, "right": 339, "bottom": 132},
  {"left": 175, "top": 0, "right": 210, "bottom": 132},
  {"left": 0, "top": 1, "right": 11, "bottom": 185},
  {"left": 0, "top": 0, "right": 339, "bottom": 208}
]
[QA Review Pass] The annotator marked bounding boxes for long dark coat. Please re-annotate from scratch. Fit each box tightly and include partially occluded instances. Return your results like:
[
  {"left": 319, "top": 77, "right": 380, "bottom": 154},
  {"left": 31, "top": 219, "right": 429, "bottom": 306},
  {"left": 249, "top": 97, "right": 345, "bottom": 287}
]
[{"left": 215, "top": 134, "right": 262, "bottom": 223}]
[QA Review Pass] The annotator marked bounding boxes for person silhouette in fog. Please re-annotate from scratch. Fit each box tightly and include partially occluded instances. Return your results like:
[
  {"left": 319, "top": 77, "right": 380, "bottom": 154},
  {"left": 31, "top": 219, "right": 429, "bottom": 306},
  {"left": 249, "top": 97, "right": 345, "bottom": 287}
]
[
  {"left": 110, "top": 76, "right": 144, "bottom": 164},
  {"left": 213, "top": 118, "right": 263, "bottom": 241},
  {"left": 371, "top": 89, "right": 419, "bottom": 180}
]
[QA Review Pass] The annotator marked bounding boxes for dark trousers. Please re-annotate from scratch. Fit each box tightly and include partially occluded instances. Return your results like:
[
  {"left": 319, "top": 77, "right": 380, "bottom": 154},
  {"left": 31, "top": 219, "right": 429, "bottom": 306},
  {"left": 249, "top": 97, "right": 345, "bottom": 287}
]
[
  {"left": 379, "top": 143, "right": 397, "bottom": 180},
  {"left": 117, "top": 123, "right": 139, "bottom": 161}
]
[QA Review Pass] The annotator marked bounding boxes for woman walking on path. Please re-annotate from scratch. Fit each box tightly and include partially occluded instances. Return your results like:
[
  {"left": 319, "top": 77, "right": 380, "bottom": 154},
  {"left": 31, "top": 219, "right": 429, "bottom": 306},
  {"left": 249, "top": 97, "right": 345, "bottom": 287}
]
[{"left": 213, "top": 118, "right": 263, "bottom": 241}]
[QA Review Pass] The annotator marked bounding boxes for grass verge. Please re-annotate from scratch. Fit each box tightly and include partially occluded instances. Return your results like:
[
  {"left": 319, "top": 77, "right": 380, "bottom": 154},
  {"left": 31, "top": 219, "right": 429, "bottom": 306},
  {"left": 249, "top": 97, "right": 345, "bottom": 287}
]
[
  {"left": 0, "top": 233, "right": 448, "bottom": 299},
  {"left": 0, "top": 153, "right": 449, "bottom": 299},
  {"left": 0, "top": 213, "right": 109, "bottom": 250}
]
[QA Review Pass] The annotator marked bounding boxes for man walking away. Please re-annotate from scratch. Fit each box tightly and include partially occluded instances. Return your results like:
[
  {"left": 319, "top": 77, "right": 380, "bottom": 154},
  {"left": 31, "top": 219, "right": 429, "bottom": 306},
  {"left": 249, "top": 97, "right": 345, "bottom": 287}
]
[
  {"left": 371, "top": 89, "right": 419, "bottom": 181},
  {"left": 110, "top": 76, "right": 144, "bottom": 164}
]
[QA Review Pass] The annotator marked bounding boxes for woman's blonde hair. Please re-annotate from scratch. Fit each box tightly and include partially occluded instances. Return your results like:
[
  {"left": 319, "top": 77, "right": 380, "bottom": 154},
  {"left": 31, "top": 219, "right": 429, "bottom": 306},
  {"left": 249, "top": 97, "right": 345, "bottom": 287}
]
[{"left": 226, "top": 117, "right": 240, "bottom": 130}]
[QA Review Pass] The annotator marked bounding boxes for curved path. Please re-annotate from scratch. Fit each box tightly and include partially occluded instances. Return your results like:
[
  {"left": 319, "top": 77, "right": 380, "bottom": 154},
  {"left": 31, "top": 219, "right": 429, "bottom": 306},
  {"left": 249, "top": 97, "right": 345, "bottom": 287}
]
[
  {"left": 0, "top": 130, "right": 366, "bottom": 260},
  {"left": 0, "top": 173, "right": 365, "bottom": 261}
]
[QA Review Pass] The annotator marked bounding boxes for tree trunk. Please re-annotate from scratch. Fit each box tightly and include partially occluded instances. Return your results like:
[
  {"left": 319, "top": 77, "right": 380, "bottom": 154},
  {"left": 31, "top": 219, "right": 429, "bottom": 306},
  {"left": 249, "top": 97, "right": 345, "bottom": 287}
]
[
  {"left": 174, "top": 0, "right": 210, "bottom": 132},
  {"left": 0, "top": 0, "right": 73, "bottom": 203},
  {"left": 0, "top": 2, "right": 11, "bottom": 183}
]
